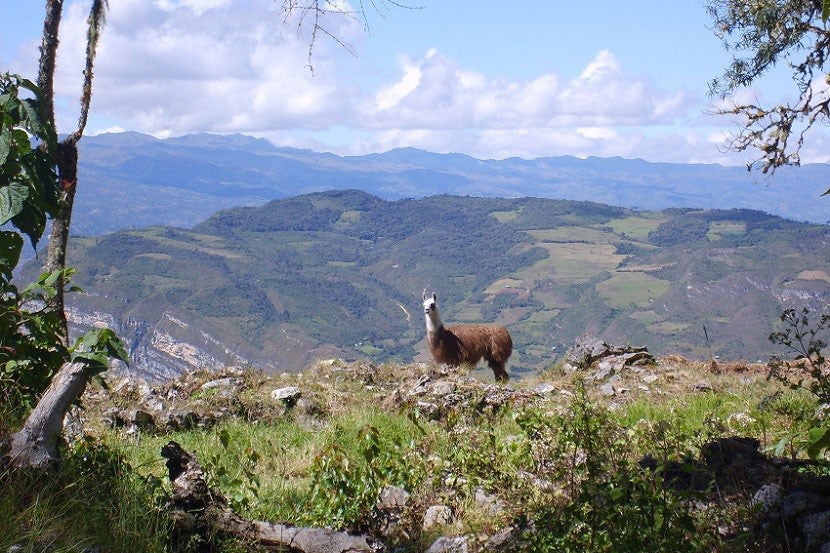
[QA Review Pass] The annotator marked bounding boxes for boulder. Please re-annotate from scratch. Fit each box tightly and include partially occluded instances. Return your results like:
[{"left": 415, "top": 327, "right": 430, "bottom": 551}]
[
  {"left": 562, "top": 334, "right": 655, "bottom": 374},
  {"left": 425, "top": 536, "right": 468, "bottom": 553},
  {"left": 377, "top": 485, "right": 410, "bottom": 511},
  {"left": 271, "top": 386, "right": 302, "bottom": 406},
  {"left": 423, "top": 505, "right": 453, "bottom": 530},
  {"left": 530, "top": 382, "right": 556, "bottom": 397},
  {"left": 474, "top": 488, "right": 505, "bottom": 516}
]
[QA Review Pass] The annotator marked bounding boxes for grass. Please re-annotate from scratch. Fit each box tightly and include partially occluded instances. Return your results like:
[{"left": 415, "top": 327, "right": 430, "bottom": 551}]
[
  {"left": 648, "top": 321, "right": 691, "bottom": 334},
  {"left": 603, "top": 214, "right": 666, "bottom": 240},
  {"left": 630, "top": 310, "right": 664, "bottom": 325},
  {"left": 0, "top": 443, "right": 169, "bottom": 553},
  {"left": 513, "top": 242, "right": 625, "bottom": 285},
  {"left": 527, "top": 226, "right": 617, "bottom": 243},
  {"left": 707, "top": 221, "right": 747, "bottom": 241},
  {"left": 596, "top": 272, "right": 671, "bottom": 309},
  {"left": 3, "top": 357, "right": 825, "bottom": 553},
  {"left": 490, "top": 210, "right": 520, "bottom": 223}
]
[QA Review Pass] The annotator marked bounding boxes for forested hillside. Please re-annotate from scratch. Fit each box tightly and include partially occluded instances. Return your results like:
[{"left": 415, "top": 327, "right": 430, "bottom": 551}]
[{"left": 50, "top": 190, "right": 828, "bottom": 380}]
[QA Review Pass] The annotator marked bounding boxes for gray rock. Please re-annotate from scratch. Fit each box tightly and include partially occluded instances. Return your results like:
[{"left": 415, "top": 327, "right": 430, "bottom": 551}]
[
  {"left": 484, "top": 525, "right": 521, "bottom": 550},
  {"left": 694, "top": 381, "right": 713, "bottom": 392},
  {"left": 411, "top": 374, "right": 432, "bottom": 395},
  {"left": 430, "top": 381, "right": 457, "bottom": 396},
  {"left": 423, "top": 505, "right": 453, "bottom": 530},
  {"left": 530, "top": 382, "right": 556, "bottom": 396},
  {"left": 201, "top": 377, "right": 242, "bottom": 391},
  {"left": 474, "top": 488, "right": 505, "bottom": 516},
  {"left": 425, "top": 536, "right": 468, "bottom": 553},
  {"left": 781, "top": 490, "right": 830, "bottom": 520},
  {"left": 127, "top": 409, "right": 155, "bottom": 430},
  {"left": 752, "top": 483, "right": 784, "bottom": 512},
  {"left": 141, "top": 395, "right": 165, "bottom": 412},
  {"left": 378, "top": 485, "right": 410, "bottom": 511},
  {"left": 270, "top": 386, "right": 301, "bottom": 404},
  {"left": 599, "top": 383, "right": 616, "bottom": 397},
  {"left": 416, "top": 401, "right": 442, "bottom": 420},
  {"left": 798, "top": 511, "right": 830, "bottom": 550},
  {"left": 592, "top": 359, "right": 616, "bottom": 381},
  {"left": 564, "top": 334, "right": 609, "bottom": 368},
  {"left": 642, "top": 374, "right": 659, "bottom": 384},
  {"left": 160, "top": 410, "right": 203, "bottom": 430}
]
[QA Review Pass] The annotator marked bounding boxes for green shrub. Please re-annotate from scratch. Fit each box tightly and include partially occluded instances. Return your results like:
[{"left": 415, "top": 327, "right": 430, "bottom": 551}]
[
  {"left": 301, "top": 423, "right": 424, "bottom": 531},
  {"left": 516, "top": 381, "right": 716, "bottom": 553}
]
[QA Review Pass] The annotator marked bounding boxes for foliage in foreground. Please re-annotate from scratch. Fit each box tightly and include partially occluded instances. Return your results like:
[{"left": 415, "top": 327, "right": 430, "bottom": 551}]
[
  {"left": 5, "top": 333, "right": 829, "bottom": 553},
  {"left": 0, "top": 440, "right": 169, "bottom": 553},
  {"left": 0, "top": 73, "right": 129, "bottom": 411}
]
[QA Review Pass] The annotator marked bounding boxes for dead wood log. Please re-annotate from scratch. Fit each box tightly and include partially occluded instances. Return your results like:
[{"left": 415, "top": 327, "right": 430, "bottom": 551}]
[{"left": 160, "top": 441, "right": 383, "bottom": 553}]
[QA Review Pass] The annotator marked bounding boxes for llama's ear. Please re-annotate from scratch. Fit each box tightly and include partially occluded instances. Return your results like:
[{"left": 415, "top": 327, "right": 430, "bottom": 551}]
[
  {"left": 422, "top": 290, "right": 427, "bottom": 301},
  {"left": 432, "top": 293, "right": 437, "bottom": 302}
]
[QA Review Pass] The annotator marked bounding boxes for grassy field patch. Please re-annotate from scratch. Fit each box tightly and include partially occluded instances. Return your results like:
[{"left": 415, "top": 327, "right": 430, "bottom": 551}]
[
  {"left": 491, "top": 209, "right": 521, "bottom": 223},
  {"left": 513, "top": 242, "right": 625, "bottom": 285},
  {"left": 603, "top": 215, "right": 666, "bottom": 240},
  {"left": 528, "top": 226, "right": 616, "bottom": 244},
  {"left": 707, "top": 221, "right": 747, "bottom": 241},
  {"left": 596, "top": 272, "right": 671, "bottom": 309},
  {"left": 335, "top": 210, "right": 362, "bottom": 226},
  {"left": 630, "top": 310, "right": 663, "bottom": 325},
  {"left": 648, "top": 321, "right": 690, "bottom": 334},
  {"left": 797, "top": 270, "right": 830, "bottom": 282}
]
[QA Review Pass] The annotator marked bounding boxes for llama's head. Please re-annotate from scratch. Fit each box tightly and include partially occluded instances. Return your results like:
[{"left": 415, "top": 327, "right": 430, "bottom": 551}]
[
  {"left": 422, "top": 291, "right": 437, "bottom": 314},
  {"left": 422, "top": 292, "right": 442, "bottom": 330}
]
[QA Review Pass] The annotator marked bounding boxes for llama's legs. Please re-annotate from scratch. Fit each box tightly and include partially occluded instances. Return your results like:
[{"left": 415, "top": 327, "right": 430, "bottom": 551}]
[{"left": 489, "top": 361, "right": 509, "bottom": 383}]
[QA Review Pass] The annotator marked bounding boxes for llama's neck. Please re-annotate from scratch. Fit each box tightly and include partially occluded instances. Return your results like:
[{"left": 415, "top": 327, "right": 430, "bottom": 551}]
[{"left": 425, "top": 309, "right": 444, "bottom": 335}]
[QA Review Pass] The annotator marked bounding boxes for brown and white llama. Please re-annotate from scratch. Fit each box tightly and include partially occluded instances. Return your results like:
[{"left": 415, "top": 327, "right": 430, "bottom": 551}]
[{"left": 422, "top": 292, "right": 513, "bottom": 382}]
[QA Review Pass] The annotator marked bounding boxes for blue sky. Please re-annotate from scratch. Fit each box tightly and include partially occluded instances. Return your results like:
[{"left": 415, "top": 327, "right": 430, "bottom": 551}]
[{"left": 0, "top": 1, "right": 816, "bottom": 164}]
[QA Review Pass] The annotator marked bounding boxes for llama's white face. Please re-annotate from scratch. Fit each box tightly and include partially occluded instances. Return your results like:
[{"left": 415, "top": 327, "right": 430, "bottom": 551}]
[
  {"left": 422, "top": 293, "right": 441, "bottom": 331},
  {"left": 422, "top": 294, "right": 437, "bottom": 316},
  {"left": 424, "top": 294, "right": 441, "bottom": 332}
]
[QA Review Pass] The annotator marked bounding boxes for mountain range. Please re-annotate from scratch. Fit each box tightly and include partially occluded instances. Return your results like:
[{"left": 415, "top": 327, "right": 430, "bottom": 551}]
[{"left": 71, "top": 132, "right": 830, "bottom": 239}]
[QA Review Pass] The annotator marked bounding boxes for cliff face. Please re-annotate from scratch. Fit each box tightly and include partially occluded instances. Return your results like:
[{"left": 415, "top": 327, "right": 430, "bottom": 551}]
[
  {"left": 68, "top": 307, "right": 251, "bottom": 382},
  {"left": 67, "top": 303, "right": 358, "bottom": 382}
]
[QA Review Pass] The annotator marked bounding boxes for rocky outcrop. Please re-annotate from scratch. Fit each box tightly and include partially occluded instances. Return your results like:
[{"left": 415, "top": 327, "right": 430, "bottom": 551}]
[
  {"left": 68, "top": 306, "right": 253, "bottom": 382},
  {"left": 562, "top": 334, "right": 656, "bottom": 375}
]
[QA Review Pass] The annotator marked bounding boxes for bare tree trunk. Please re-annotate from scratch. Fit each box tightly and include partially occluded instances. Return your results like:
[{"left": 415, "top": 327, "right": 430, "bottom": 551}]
[
  {"left": 37, "top": 0, "right": 63, "bottom": 129},
  {"left": 44, "top": 141, "right": 78, "bottom": 346},
  {"left": 7, "top": 362, "right": 90, "bottom": 468},
  {"left": 161, "top": 441, "right": 383, "bottom": 553}
]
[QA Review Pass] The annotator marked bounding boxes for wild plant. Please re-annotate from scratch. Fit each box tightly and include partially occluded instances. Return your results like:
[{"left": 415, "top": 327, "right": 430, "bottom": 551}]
[
  {"left": 766, "top": 307, "right": 830, "bottom": 460},
  {"left": 515, "top": 380, "right": 712, "bottom": 553},
  {"left": 303, "top": 423, "right": 424, "bottom": 531}
]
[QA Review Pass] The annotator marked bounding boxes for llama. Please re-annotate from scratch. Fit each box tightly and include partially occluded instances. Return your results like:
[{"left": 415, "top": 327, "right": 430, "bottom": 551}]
[{"left": 422, "top": 292, "right": 513, "bottom": 382}]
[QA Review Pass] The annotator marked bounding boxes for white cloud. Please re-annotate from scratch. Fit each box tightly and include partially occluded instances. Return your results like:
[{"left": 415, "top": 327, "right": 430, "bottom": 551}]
[
  {"left": 364, "top": 49, "right": 692, "bottom": 130},
  {"left": 577, "top": 127, "right": 618, "bottom": 140},
  {"left": 52, "top": 0, "right": 360, "bottom": 135},
  {"left": 27, "top": 3, "right": 757, "bottom": 164}
]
